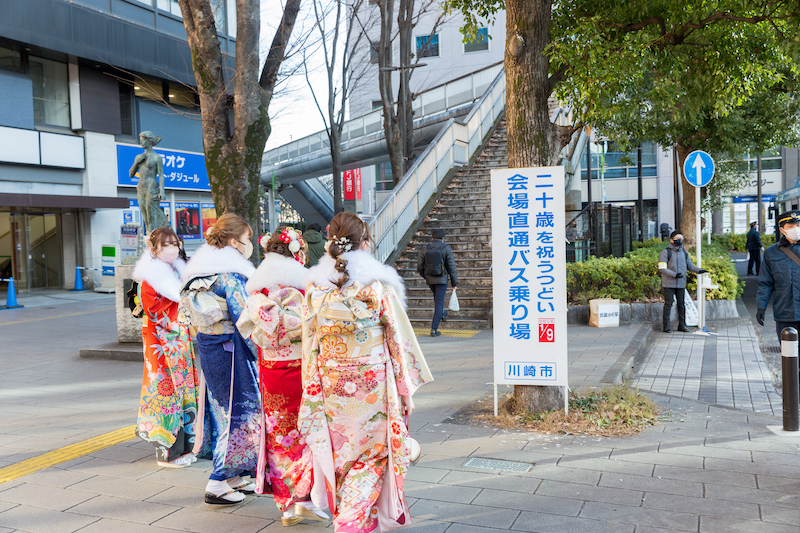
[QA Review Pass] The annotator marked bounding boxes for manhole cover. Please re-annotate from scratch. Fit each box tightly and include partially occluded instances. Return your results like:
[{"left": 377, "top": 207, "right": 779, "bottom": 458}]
[{"left": 462, "top": 458, "right": 532, "bottom": 472}]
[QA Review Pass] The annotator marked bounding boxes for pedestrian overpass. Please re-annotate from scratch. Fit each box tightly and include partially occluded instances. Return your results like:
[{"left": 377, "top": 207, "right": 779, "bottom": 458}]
[{"left": 260, "top": 64, "right": 589, "bottom": 263}]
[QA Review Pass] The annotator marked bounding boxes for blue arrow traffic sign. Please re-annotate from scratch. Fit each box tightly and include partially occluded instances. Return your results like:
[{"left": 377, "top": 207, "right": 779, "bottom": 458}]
[{"left": 683, "top": 150, "right": 715, "bottom": 187}]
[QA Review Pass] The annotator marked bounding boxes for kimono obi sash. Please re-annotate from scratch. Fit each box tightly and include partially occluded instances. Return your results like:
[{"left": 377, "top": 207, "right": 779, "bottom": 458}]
[{"left": 316, "top": 324, "right": 386, "bottom": 365}]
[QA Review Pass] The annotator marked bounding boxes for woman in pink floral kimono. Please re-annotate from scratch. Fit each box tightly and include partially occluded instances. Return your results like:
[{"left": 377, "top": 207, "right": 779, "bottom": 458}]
[
  {"left": 237, "top": 227, "right": 329, "bottom": 526},
  {"left": 300, "top": 212, "right": 433, "bottom": 532}
]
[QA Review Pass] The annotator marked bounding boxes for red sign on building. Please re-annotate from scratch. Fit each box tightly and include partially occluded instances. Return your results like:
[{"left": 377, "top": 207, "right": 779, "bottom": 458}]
[{"left": 343, "top": 168, "right": 362, "bottom": 201}]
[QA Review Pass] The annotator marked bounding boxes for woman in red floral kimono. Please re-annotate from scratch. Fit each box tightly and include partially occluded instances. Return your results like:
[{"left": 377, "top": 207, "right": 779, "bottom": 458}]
[
  {"left": 238, "top": 227, "right": 329, "bottom": 526},
  {"left": 300, "top": 213, "right": 433, "bottom": 532},
  {"left": 132, "top": 227, "right": 199, "bottom": 468}
]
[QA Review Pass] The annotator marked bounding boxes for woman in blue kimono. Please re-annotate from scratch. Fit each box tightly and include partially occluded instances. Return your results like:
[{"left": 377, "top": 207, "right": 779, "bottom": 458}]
[{"left": 181, "top": 213, "right": 260, "bottom": 505}]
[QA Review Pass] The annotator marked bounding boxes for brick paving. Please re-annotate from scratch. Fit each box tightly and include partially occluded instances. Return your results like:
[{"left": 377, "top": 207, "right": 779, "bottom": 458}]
[{"left": 1, "top": 294, "right": 800, "bottom": 533}]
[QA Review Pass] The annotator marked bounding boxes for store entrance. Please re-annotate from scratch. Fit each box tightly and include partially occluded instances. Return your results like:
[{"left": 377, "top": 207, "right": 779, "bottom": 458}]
[{"left": 0, "top": 212, "right": 63, "bottom": 290}]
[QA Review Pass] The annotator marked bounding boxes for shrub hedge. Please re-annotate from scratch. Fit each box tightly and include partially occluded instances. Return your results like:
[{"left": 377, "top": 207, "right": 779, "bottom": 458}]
[
  {"left": 567, "top": 238, "right": 743, "bottom": 304},
  {"left": 713, "top": 232, "right": 776, "bottom": 251}
]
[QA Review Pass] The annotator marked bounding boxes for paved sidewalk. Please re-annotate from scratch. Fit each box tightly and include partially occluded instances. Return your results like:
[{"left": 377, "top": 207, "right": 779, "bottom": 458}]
[
  {"left": 2, "top": 300, "right": 800, "bottom": 533},
  {"left": 634, "top": 320, "right": 778, "bottom": 415}
]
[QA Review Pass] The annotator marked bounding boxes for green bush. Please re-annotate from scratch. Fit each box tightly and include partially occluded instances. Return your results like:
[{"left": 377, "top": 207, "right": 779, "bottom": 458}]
[
  {"left": 567, "top": 239, "right": 743, "bottom": 304},
  {"left": 713, "top": 232, "right": 776, "bottom": 251}
]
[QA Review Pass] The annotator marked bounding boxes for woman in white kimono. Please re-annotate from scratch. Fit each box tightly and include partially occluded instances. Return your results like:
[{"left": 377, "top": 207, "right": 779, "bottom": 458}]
[{"left": 299, "top": 212, "right": 433, "bottom": 532}]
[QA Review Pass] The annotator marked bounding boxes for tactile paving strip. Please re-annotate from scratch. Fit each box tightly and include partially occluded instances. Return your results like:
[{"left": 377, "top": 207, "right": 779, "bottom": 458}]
[
  {"left": 414, "top": 329, "right": 480, "bottom": 338},
  {"left": 462, "top": 457, "right": 532, "bottom": 472},
  {"left": 0, "top": 424, "right": 137, "bottom": 485}
]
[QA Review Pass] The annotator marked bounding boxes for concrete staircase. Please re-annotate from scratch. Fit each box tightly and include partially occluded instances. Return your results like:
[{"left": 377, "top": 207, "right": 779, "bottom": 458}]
[{"left": 396, "top": 120, "right": 507, "bottom": 331}]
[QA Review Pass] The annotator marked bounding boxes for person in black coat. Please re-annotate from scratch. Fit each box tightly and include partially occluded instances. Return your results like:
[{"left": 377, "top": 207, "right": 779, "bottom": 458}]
[
  {"left": 417, "top": 229, "right": 457, "bottom": 337},
  {"left": 746, "top": 221, "right": 763, "bottom": 276}
]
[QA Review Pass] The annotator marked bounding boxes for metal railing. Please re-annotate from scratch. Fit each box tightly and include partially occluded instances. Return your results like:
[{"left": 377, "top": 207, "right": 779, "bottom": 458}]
[
  {"left": 261, "top": 63, "right": 504, "bottom": 170},
  {"left": 367, "top": 68, "right": 506, "bottom": 263}
]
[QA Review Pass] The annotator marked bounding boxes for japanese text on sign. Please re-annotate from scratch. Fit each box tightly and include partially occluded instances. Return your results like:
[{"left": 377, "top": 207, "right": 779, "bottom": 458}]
[
  {"left": 116, "top": 144, "right": 211, "bottom": 192},
  {"left": 491, "top": 167, "right": 568, "bottom": 387}
]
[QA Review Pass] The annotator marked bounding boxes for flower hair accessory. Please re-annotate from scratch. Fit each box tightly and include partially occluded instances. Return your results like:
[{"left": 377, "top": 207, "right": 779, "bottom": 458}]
[
  {"left": 331, "top": 235, "right": 352, "bottom": 252},
  {"left": 259, "top": 234, "right": 271, "bottom": 249},
  {"left": 205, "top": 227, "right": 214, "bottom": 238},
  {"left": 278, "top": 227, "right": 305, "bottom": 262}
]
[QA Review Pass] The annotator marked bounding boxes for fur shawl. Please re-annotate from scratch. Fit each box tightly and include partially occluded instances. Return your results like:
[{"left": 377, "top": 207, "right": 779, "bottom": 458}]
[
  {"left": 181, "top": 244, "right": 256, "bottom": 283},
  {"left": 303, "top": 250, "right": 406, "bottom": 307},
  {"left": 245, "top": 252, "right": 308, "bottom": 294},
  {"left": 132, "top": 250, "right": 186, "bottom": 303}
]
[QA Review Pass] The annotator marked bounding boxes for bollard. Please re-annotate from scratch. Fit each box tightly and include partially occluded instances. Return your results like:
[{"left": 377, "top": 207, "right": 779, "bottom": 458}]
[
  {"left": 0, "top": 277, "right": 23, "bottom": 310},
  {"left": 781, "top": 327, "right": 799, "bottom": 432},
  {"left": 70, "top": 265, "right": 86, "bottom": 292}
]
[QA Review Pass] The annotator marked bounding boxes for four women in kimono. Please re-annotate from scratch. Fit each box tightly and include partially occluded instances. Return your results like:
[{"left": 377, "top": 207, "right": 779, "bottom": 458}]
[{"left": 137, "top": 211, "right": 429, "bottom": 530}]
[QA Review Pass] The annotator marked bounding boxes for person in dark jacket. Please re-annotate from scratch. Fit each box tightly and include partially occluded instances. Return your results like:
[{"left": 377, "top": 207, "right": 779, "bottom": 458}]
[
  {"left": 746, "top": 221, "right": 763, "bottom": 276},
  {"left": 756, "top": 210, "right": 800, "bottom": 342},
  {"left": 417, "top": 228, "right": 457, "bottom": 337},
  {"left": 658, "top": 230, "right": 707, "bottom": 333},
  {"left": 304, "top": 223, "right": 326, "bottom": 267}
]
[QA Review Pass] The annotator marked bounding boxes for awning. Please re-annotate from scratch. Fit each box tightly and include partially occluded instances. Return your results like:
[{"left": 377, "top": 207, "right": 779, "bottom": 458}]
[{"left": 0, "top": 193, "right": 129, "bottom": 210}]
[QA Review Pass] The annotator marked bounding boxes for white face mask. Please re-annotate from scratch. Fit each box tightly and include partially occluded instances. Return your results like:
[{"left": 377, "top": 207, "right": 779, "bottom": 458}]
[
  {"left": 157, "top": 246, "right": 180, "bottom": 264},
  {"left": 784, "top": 227, "right": 800, "bottom": 241},
  {"left": 237, "top": 239, "right": 253, "bottom": 259}
]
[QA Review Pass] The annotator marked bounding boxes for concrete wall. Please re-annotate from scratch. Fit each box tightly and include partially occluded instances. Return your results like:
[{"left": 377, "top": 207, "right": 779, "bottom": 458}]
[{"left": 138, "top": 99, "right": 204, "bottom": 153}]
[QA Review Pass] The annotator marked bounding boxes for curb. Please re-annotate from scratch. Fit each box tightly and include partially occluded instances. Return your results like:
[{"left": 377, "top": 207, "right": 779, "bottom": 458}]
[
  {"left": 79, "top": 342, "right": 142, "bottom": 362},
  {"left": 600, "top": 323, "right": 657, "bottom": 385}
]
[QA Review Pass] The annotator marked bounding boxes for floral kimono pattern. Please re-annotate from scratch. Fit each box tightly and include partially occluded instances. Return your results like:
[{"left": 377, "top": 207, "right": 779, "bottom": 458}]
[
  {"left": 136, "top": 281, "right": 199, "bottom": 462},
  {"left": 238, "top": 284, "right": 314, "bottom": 511},
  {"left": 182, "top": 271, "right": 261, "bottom": 481},
  {"left": 299, "top": 280, "right": 432, "bottom": 533}
]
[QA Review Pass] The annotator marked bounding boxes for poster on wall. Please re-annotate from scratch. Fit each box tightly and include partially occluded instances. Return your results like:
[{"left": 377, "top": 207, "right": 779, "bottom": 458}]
[
  {"left": 490, "top": 167, "right": 568, "bottom": 388},
  {"left": 175, "top": 202, "right": 201, "bottom": 239},
  {"left": 201, "top": 203, "right": 217, "bottom": 237}
]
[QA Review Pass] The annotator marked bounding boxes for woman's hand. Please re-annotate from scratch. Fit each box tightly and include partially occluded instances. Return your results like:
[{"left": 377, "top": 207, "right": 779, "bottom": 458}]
[{"left": 400, "top": 395, "right": 415, "bottom": 417}]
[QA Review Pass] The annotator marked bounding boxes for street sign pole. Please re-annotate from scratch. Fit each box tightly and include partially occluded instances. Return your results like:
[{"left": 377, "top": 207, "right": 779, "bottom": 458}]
[{"left": 696, "top": 184, "right": 704, "bottom": 333}]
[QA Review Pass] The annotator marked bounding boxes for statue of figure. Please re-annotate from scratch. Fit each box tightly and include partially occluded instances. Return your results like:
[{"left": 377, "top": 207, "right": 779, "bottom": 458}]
[{"left": 130, "top": 131, "right": 170, "bottom": 235}]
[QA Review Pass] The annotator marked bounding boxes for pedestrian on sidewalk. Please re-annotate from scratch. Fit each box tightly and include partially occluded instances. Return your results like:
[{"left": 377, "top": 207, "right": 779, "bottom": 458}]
[
  {"left": 132, "top": 227, "right": 199, "bottom": 469},
  {"left": 756, "top": 210, "right": 800, "bottom": 341},
  {"left": 658, "top": 230, "right": 708, "bottom": 333},
  {"left": 301, "top": 212, "right": 433, "bottom": 532},
  {"left": 416, "top": 228, "right": 457, "bottom": 337},
  {"left": 747, "top": 221, "right": 763, "bottom": 276},
  {"left": 236, "top": 228, "right": 329, "bottom": 526},
  {"left": 180, "top": 214, "right": 260, "bottom": 506}
]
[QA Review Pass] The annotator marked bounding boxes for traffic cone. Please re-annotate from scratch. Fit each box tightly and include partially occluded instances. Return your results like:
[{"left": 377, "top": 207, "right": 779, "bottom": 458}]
[
  {"left": 70, "top": 265, "right": 86, "bottom": 292},
  {"left": 1, "top": 277, "right": 23, "bottom": 310}
]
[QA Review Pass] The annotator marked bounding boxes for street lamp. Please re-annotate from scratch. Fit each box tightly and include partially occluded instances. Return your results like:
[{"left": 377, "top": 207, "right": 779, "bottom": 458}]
[{"left": 379, "top": 63, "right": 427, "bottom": 173}]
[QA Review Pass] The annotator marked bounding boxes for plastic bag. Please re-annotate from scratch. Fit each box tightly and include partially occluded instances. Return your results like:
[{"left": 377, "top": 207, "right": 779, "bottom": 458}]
[
  {"left": 448, "top": 290, "right": 460, "bottom": 312},
  {"left": 684, "top": 289, "right": 699, "bottom": 327}
]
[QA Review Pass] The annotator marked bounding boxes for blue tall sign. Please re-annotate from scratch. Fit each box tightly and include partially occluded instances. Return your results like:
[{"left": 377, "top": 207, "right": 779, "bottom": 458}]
[
  {"left": 683, "top": 150, "right": 715, "bottom": 187},
  {"left": 116, "top": 144, "right": 211, "bottom": 192}
]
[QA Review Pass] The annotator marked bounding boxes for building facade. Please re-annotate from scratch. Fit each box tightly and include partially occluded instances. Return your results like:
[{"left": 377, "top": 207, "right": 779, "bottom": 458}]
[{"left": 0, "top": 0, "right": 236, "bottom": 291}]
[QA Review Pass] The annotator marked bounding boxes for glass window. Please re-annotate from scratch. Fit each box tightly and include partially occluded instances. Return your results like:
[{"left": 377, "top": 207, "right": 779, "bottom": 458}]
[
  {"left": 371, "top": 100, "right": 382, "bottom": 110},
  {"left": 29, "top": 56, "right": 70, "bottom": 127},
  {"left": 226, "top": 0, "right": 236, "bottom": 37},
  {"left": 0, "top": 46, "right": 22, "bottom": 72},
  {"left": 119, "top": 82, "right": 133, "bottom": 136},
  {"left": 133, "top": 75, "right": 164, "bottom": 102},
  {"left": 210, "top": 0, "right": 226, "bottom": 35},
  {"left": 133, "top": 0, "right": 154, "bottom": 6},
  {"left": 375, "top": 162, "right": 394, "bottom": 191},
  {"left": 369, "top": 41, "right": 379, "bottom": 65},
  {"left": 416, "top": 34, "right": 439, "bottom": 58},
  {"left": 156, "top": 0, "right": 182, "bottom": 17},
  {"left": 168, "top": 82, "right": 196, "bottom": 108},
  {"left": 464, "top": 28, "right": 489, "bottom": 53}
]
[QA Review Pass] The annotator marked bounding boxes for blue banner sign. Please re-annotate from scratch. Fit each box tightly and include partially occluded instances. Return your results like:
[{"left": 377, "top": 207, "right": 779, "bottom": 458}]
[
  {"left": 734, "top": 195, "right": 775, "bottom": 203},
  {"left": 117, "top": 144, "right": 211, "bottom": 192}
]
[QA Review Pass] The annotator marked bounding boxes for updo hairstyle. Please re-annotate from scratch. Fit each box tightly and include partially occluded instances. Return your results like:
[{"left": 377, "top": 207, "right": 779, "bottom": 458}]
[
  {"left": 148, "top": 227, "right": 180, "bottom": 252},
  {"left": 263, "top": 226, "right": 308, "bottom": 263},
  {"left": 327, "top": 212, "right": 373, "bottom": 288},
  {"left": 205, "top": 213, "right": 252, "bottom": 249}
]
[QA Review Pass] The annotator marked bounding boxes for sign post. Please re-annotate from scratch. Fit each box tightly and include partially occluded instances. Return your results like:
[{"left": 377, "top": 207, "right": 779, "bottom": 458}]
[
  {"left": 682, "top": 150, "right": 715, "bottom": 334},
  {"left": 490, "top": 167, "right": 569, "bottom": 413}
]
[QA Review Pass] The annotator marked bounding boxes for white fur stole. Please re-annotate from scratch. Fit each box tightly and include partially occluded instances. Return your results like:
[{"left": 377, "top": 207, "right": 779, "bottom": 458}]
[
  {"left": 132, "top": 250, "right": 186, "bottom": 303},
  {"left": 181, "top": 244, "right": 256, "bottom": 283},
  {"left": 303, "top": 250, "right": 406, "bottom": 307},
  {"left": 245, "top": 252, "right": 308, "bottom": 294}
]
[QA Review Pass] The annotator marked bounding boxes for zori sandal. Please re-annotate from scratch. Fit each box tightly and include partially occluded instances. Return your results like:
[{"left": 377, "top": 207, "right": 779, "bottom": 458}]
[{"left": 204, "top": 490, "right": 245, "bottom": 505}]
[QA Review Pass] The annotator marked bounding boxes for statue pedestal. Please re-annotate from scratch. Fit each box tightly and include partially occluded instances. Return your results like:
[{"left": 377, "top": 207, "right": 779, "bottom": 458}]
[{"left": 115, "top": 264, "right": 142, "bottom": 343}]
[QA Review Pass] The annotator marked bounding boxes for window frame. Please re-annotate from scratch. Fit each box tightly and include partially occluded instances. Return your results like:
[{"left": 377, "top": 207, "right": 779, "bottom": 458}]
[
  {"left": 463, "top": 28, "right": 490, "bottom": 54},
  {"left": 415, "top": 33, "right": 440, "bottom": 58}
]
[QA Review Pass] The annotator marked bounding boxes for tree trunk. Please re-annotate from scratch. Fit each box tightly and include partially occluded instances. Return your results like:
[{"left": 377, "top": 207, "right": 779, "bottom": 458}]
[
  {"left": 398, "top": 0, "right": 413, "bottom": 175},
  {"left": 504, "top": 0, "right": 570, "bottom": 413},
  {"left": 331, "top": 131, "right": 344, "bottom": 213},
  {"left": 504, "top": 0, "right": 562, "bottom": 168},
  {"left": 677, "top": 141, "right": 699, "bottom": 248}
]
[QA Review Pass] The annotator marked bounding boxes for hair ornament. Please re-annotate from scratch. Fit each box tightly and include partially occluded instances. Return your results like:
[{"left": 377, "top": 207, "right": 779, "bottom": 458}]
[
  {"left": 205, "top": 227, "right": 214, "bottom": 238},
  {"left": 259, "top": 234, "right": 271, "bottom": 249},
  {"left": 331, "top": 235, "right": 352, "bottom": 252},
  {"left": 278, "top": 227, "right": 305, "bottom": 262}
]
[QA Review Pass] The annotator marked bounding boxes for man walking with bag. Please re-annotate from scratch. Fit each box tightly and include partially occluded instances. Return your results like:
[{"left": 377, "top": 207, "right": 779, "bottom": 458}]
[
  {"left": 746, "top": 221, "right": 763, "bottom": 276},
  {"left": 658, "top": 230, "right": 708, "bottom": 333},
  {"left": 417, "top": 228, "right": 457, "bottom": 337},
  {"left": 756, "top": 210, "right": 800, "bottom": 342}
]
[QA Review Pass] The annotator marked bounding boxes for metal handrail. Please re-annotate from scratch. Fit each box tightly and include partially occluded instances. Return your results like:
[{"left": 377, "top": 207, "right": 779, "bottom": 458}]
[{"left": 367, "top": 68, "right": 506, "bottom": 263}]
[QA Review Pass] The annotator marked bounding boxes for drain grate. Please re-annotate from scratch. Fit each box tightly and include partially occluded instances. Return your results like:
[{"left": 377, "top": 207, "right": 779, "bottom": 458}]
[
  {"left": 462, "top": 457, "right": 532, "bottom": 472},
  {"left": 762, "top": 346, "right": 781, "bottom": 354}
]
